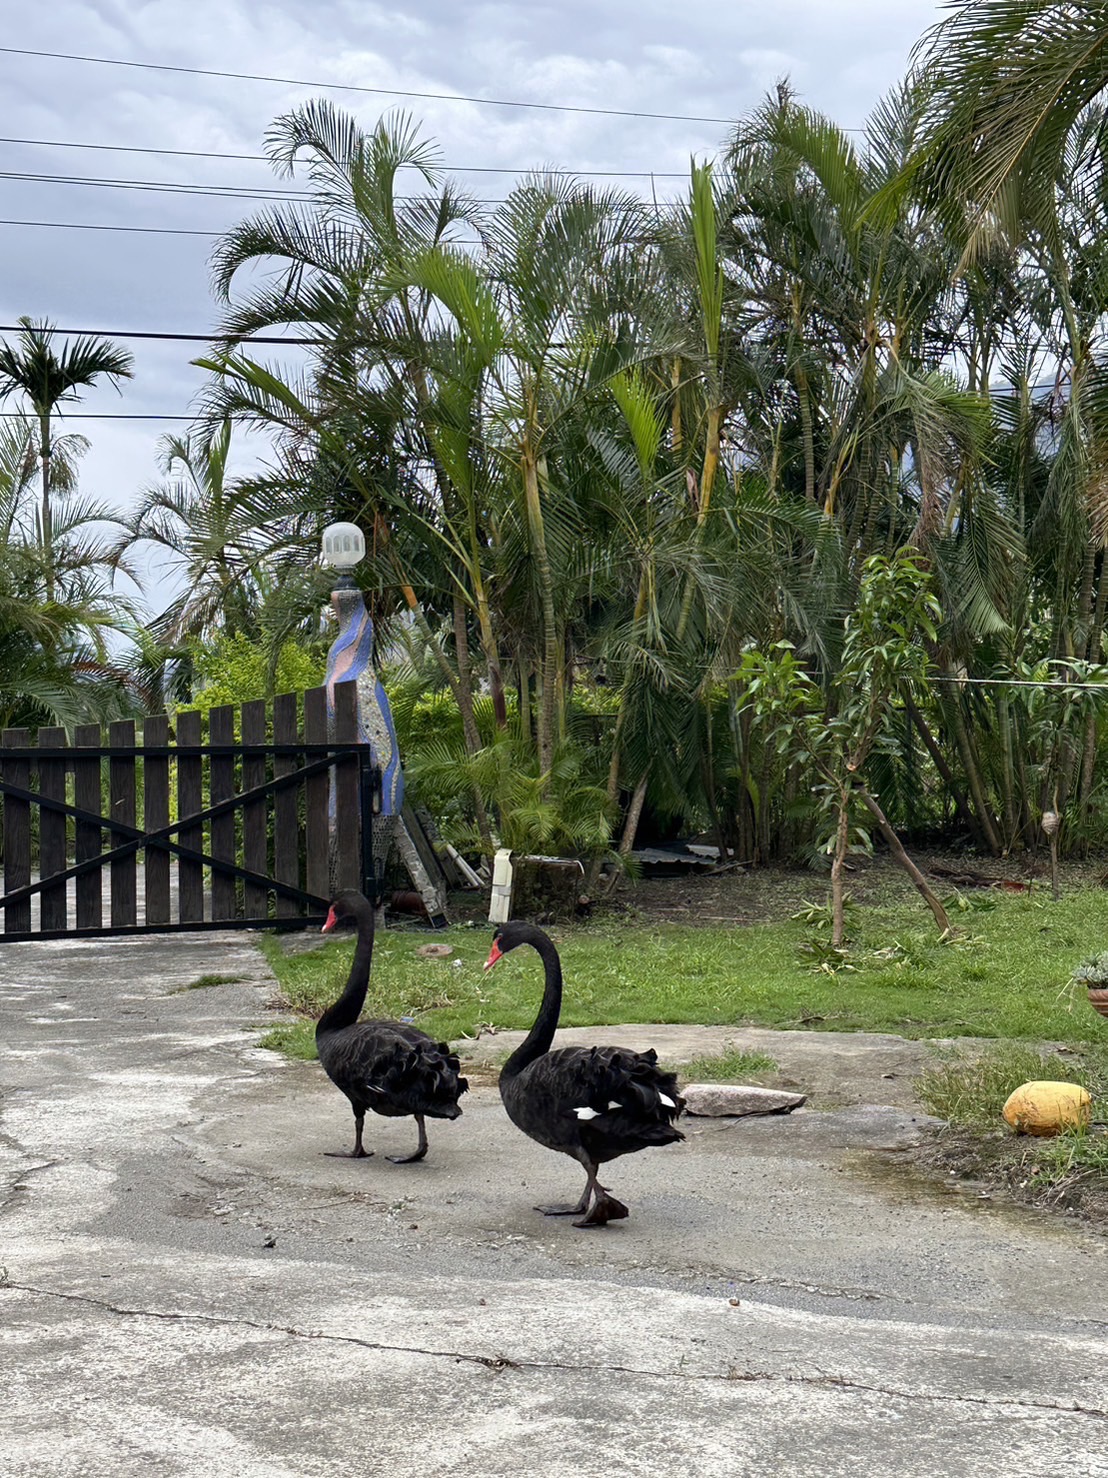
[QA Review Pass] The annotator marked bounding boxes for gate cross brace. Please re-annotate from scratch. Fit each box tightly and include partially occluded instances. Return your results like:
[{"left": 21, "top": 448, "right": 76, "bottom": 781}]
[{"left": 0, "top": 752, "right": 365, "bottom": 911}]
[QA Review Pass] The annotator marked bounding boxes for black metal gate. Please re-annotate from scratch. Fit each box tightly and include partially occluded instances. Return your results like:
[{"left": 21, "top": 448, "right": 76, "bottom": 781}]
[{"left": 0, "top": 681, "right": 378, "bottom": 940}]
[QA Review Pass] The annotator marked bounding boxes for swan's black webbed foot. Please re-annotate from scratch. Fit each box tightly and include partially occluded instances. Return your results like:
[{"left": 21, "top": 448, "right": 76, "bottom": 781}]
[
  {"left": 386, "top": 1115, "right": 428, "bottom": 1164},
  {"left": 324, "top": 1146, "right": 374, "bottom": 1158},
  {"left": 573, "top": 1193, "right": 629, "bottom": 1228},
  {"left": 535, "top": 1198, "right": 590, "bottom": 1216}
]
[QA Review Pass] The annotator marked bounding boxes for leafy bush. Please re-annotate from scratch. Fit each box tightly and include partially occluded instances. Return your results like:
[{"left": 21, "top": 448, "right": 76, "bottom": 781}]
[{"left": 184, "top": 632, "right": 326, "bottom": 714}]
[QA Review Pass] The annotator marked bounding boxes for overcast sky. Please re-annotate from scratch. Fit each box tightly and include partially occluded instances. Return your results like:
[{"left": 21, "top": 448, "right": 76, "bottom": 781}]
[{"left": 0, "top": 0, "right": 945, "bottom": 614}]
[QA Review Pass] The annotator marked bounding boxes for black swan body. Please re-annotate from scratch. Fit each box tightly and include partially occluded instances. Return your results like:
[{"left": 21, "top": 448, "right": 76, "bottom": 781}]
[
  {"left": 485, "top": 921, "right": 684, "bottom": 1226},
  {"left": 315, "top": 890, "right": 467, "bottom": 1162}
]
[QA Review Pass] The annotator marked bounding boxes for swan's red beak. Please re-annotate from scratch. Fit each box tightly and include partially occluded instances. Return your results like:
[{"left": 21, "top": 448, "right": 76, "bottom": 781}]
[
  {"left": 483, "top": 938, "right": 503, "bottom": 972},
  {"left": 322, "top": 906, "right": 338, "bottom": 934}
]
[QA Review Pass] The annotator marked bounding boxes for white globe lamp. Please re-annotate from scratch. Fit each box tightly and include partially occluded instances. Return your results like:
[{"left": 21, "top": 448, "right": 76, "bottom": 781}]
[{"left": 321, "top": 521, "right": 366, "bottom": 572}]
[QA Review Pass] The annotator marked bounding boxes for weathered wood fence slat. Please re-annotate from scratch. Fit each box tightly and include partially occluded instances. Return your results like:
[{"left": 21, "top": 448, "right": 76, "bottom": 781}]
[{"left": 0, "top": 682, "right": 377, "bottom": 940}]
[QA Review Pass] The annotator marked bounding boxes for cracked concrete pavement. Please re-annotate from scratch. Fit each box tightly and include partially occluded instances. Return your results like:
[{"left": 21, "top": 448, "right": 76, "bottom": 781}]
[{"left": 1, "top": 932, "right": 1106, "bottom": 1477}]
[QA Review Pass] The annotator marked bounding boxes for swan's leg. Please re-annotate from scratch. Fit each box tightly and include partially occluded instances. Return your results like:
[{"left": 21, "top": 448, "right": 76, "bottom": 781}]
[
  {"left": 387, "top": 1114, "right": 429, "bottom": 1164},
  {"left": 325, "top": 1110, "right": 374, "bottom": 1159},
  {"left": 573, "top": 1164, "right": 629, "bottom": 1228},
  {"left": 535, "top": 1151, "right": 595, "bottom": 1215}
]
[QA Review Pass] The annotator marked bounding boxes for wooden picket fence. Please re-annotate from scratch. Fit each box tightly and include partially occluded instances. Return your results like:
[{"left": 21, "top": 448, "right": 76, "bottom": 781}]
[{"left": 0, "top": 681, "right": 378, "bottom": 940}]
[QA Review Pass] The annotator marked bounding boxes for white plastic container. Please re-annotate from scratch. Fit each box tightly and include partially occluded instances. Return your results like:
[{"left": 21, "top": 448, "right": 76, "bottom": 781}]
[{"left": 488, "top": 848, "right": 514, "bottom": 923}]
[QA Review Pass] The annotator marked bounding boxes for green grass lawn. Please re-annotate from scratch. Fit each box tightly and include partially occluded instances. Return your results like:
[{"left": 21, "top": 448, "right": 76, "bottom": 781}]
[{"left": 258, "top": 884, "right": 1108, "bottom": 1060}]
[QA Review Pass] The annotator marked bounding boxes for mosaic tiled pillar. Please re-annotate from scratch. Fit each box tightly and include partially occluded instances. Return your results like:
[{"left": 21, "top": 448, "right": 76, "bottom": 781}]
[{"left": 324, "top": 587, "right": 445, "bottom": 919}]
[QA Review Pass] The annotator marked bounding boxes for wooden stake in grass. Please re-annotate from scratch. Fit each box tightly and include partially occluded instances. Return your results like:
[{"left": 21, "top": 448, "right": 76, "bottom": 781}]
[{"left": 1042, "top": 808, "right": 1061, "bottom": 902}]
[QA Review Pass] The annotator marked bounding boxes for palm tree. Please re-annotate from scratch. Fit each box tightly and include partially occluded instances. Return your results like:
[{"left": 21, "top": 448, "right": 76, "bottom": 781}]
[
  {"left": 0, "top": 318, "right": 133, "bottom": 598},
  {"left": 116, "top": 420, "right": 268, "bottom": 645},
  {"left": 910, "top": 1, "right": 1108, "bottom": 254},
  {"left": 0, "top": 416, "right": 142, "bottom": 728}
]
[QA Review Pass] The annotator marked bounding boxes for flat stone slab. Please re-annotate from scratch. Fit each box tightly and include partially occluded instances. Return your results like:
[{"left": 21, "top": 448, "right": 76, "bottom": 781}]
[{"left": 683, "top": 1083, "right": 807, "bottom": 1117}]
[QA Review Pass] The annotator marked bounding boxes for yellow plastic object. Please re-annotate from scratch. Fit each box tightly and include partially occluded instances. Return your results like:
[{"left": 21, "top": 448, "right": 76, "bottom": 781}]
[{"left": 1002, "top": 1080, "right": 1092, "bottom": 1137}]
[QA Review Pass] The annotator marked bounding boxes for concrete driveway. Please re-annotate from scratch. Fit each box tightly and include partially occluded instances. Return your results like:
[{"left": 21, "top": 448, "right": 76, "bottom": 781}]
[{"left": 1, "top": 932, "right": 1106, "bottom": 1477}]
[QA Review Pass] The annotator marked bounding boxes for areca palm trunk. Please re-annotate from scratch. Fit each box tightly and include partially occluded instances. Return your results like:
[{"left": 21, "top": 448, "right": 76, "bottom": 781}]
[
  {"left": 794, "top": 362, "right": 817, "bottom": 505},
  {"left": 452, "top": 594, "right": 496, "bottom": 860},
  {"left": 942, "top": 677, "right": 1003, "bottom": 855},
  {"left": 522, "top": 443, "right": 558, "bottom": 776},
  {"left": 994, "top": 692, "right": 1019, "bottom": 847},
  {"left": 1079, "top": 554, "right": 1108, "bottom": 805},
  {"left": 404, "top": 589, "right": 495, "bottom": 859},
  {"left": 473, "top": 574, "right": 507, "bottom": 728},
  {"left": 698, "top": 405, "right": 722, "bottom": 525},
  {"left": 38, "top": 409, "right": 53, "bottom": 601},
  {"left": 830, "top": 784, "right": 851, "bottom": 948}
]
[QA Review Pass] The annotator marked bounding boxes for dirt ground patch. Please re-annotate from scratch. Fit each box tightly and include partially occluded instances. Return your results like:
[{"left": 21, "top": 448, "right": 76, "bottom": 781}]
[
  {"left": 603, "top": 846, "right": 1101, "bottom": 926},
  {"left": 442, "top": 844, "right": 1103, "bottom": 930},
  {"left": 909, "top": 1125, "right": 1108, "bottom": 1226}
]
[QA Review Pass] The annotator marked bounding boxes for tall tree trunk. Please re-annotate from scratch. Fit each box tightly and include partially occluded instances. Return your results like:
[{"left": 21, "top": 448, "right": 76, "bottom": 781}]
[
  {"left": 392, "top": 581, "right": 497, "bottom": 862},
  {"left": 942, "top": 678, "right": 1003, "bottom": 855},
  {"left": 618, "top": 774, "right": 649, "bottom": 857},
  {"left": 39, "top": 410, "right": 54, "bottom": 601},
  {"left": 904, "top": 695, "right": 984, "bottom": 849},
  {"left": 697, "top": 404, "right": 721, "bottom": 526},
  {"left": 522, "top": 445, "right": 558, "bottom": 777},
  {"left": 994, "top": 693, "right": 1019, "bottom": 850},
  {"left": 830, "top": 787, "right": 850, "bottom": 949},
  {"left": 452, "top": 595, "right": 495, "bottom": 861},
  {"left": 473, "top": 579, "right": 507, "bottom": 729},
  {"left": 857, "top": 786, "right": 951, "bottom": 935},
  {"left": 794, "top": 363, "right": 816, "bottom": 505},
  {"left": 518, "top": 656, "right": 531, "bottom": 744},
  {"left": 728, "top": 682, "right": 756, "bottom": 861},
  {"left": 1079, "top": 553, "right": 1108, "bottom": 804},
  {"left": 757, "top": 744, "right": 774, "bottom": 862}
]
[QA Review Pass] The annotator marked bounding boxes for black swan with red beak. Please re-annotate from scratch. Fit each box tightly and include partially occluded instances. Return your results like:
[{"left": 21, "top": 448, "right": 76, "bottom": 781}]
[
  {"left": 316, "top": 890, "right": 467, "bottom": 1162},
  {"left": 485, "top": 921, "right": 684, "bottom": 1226}
]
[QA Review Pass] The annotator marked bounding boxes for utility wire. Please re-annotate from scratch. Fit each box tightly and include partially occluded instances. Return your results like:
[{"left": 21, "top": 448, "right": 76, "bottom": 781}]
[
  {"left": 0, "top": 410, "right": 194, "bottom": 419},
  {"left": 0, "top": 324, "right": 323, "bottom": 343},
  {"left": 0, "top": 166, "right": 685, "bottom": 209},
  {"left": 0, "top": 217, "right": 221, "bottom": 236},
  {"left": 931, "top": 675, "right": 1108, "bottom": 691},
  {"left": 0, "top": 166, "right": 507, "bottom": 206},
  {"left": 0, "top": 133, "right": 693, "bottom": 179},
  {"left": 0, "top": 45, "right": 741, "bottom": 125}
]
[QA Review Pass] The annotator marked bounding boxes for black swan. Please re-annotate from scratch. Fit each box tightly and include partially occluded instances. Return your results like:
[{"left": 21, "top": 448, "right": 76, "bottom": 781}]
[
  {"left": 485, "top": 921, "right": 684, "bottom": 1227},
  {"left": 316, "top": 890, "right": 467, "bottom": 1162}
]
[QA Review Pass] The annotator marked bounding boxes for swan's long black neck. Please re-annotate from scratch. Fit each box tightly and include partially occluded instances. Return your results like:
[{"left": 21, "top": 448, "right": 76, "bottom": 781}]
[
  {"left": 316, "top": 902, "right": 374, "bottom": 1037},
  {"left": 500, "top": 930, "right": 563, "bottom": 1080}
]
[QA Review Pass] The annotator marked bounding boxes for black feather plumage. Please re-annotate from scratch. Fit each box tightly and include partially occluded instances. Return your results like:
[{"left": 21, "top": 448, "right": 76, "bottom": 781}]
[
  {"left": 315, "top": 891, "right": 467, "bottom": 1162},
  {"left": 487, "top": 922, "right": 683, "bottom": 1226}
]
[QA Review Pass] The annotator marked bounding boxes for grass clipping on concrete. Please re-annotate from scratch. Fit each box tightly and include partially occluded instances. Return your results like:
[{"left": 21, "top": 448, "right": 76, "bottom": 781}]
[{"left": 259, "top": 884, "right": 1108, "bottom": 1060}]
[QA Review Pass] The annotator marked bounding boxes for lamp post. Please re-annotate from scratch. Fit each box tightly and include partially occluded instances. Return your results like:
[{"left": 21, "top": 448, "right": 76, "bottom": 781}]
[{"left": 320, "top": 522, "right": 446, "bottom": 923}]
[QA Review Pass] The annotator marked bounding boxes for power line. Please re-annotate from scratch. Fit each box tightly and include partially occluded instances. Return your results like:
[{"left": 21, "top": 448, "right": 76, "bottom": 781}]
[
  {"left": 0, "top": 217, "right": 221, "bottom": 237},
  {"left": 0, "top": 168, "right": 316, "bottom": 204},
  {"left": 932, "top": 675, "right": 1108, "bottom": 691},
  {"left": 0, "top": 323, "right": 321, "bottom": 344},
  {"left": 0, "top": 133, "right": 692, "bottom": 179},
  {"left": 0, "top": 165, "right": 688, "bottom": 209},
  {"left": 0, "top": 410, "right": 193, "bottom": 419},
  {"left": 5, "top": 166, "right": 675, "bottom": 210},
  {"left": 0, "top": 45, "right": 740, "bottom": 126}
]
